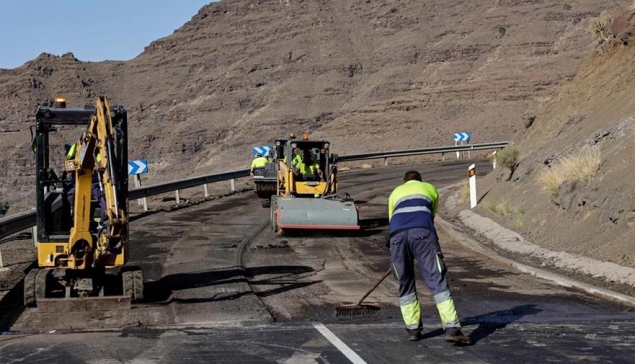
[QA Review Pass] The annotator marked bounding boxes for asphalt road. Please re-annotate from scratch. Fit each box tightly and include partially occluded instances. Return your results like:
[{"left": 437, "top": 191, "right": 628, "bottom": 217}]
[{"left": 2, "top": 160, "right": 635, "bottom": 363}]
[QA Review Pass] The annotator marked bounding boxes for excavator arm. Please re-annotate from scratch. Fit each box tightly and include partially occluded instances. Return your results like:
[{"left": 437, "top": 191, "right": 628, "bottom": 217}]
[{"left": 64, "top": 96, "right": 127, "bottom": 269}]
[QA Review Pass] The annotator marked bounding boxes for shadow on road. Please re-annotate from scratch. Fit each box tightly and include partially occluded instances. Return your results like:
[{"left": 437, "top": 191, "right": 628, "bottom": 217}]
[
  {"left": 421, "top": 304, "right": 543, "bottom": 345},
  {"left": 0, "top": 263, "right": 36, "bottom": 331},
  {"left": 143, "top": 265, "right": 317, "bottom": 305}
]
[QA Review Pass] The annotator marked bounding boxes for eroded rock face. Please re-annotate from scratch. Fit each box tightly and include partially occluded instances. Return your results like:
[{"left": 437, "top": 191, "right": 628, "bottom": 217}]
[
  {"left": 0, "top": 0, "right": 615, "bottom": 212},
  {"left": 610, "top": 10, "right": 635, "bottom": 44}
]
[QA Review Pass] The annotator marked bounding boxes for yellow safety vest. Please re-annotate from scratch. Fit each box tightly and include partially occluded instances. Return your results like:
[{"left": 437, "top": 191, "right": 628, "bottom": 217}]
[
  {"left": 297, "top": 160, "right": 319, "bottom": 175},
  {"left": 66, "top": 143, "right": 102, "bottom": 163},
  {"left": 251, "top": 156, "right": 268, "bottom": 168}
]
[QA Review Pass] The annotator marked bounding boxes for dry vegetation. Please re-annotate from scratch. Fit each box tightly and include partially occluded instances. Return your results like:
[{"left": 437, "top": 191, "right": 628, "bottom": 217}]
[
  {"left": 536, "top": 147, "right": 601, "bottom": 195},
  {"left": 588, "top": 11, "right": 613, "bottom": 40},
  {"left": 458, "top": 180, "right": 470, "bottom": 205},
  {"left": 484, "top": 198, "right": 526, "bottom": 218}
]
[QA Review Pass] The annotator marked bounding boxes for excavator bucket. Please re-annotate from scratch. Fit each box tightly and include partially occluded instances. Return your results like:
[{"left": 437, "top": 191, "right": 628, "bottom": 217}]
[{"left": 274, "top": 197, "right": 360, "bottom": 231}]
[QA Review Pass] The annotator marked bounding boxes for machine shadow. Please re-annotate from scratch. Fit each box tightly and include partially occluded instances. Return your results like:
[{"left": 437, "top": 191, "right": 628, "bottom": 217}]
[
  {"left": 421, "top": 304, "right": 543, "bottom": 345},
  {"left": 0, "top": 277, "right": 30, "bottom": 331},
  {"left": 143, "top": 265, "right": 317, "bottom": 305}
]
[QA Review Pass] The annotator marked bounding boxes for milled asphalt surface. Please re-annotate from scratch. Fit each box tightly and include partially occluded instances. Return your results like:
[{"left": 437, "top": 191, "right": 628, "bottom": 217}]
[{"left": 2, "top": 159, "right": 635, "bottom": 363}]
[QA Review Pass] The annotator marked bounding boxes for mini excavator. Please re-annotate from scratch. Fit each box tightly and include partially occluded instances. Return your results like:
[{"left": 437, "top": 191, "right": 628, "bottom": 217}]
[
  {"left": 25, "top": 96, "right": 143, "bottom": 311},
  {"left": 269, "top": 133, "right": 360, "bottom": 233}
]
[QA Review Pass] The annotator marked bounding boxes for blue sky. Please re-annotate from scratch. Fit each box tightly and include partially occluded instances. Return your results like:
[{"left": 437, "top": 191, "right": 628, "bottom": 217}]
[{"left": 0, "top": 1, "right": 218, "bottom": 69}]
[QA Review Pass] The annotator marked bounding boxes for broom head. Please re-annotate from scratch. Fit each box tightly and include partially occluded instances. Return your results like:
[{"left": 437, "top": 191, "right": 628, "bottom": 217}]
[{"left": 335, "top": 302, "right": 381, "bottom": 318}]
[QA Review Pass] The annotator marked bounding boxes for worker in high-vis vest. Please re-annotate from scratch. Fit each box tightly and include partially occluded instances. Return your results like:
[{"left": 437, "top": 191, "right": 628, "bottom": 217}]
[
  {"left": 250, "top": 152, "right": 269, "bottom": 176},
  {"left": 388, "top": 170, "right": 472, "bottom": 344},
  {"left": 64, "top": 143, "right": 107, "bottom": 223}
]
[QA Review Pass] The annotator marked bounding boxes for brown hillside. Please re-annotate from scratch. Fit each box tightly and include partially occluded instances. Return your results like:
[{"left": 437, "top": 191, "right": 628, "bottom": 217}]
[
  {"left": 0, "top": 0, "right": 629, "bottom": 212},
  {"left": 468, "top": 10, "right": 635, "bottom": 268}
]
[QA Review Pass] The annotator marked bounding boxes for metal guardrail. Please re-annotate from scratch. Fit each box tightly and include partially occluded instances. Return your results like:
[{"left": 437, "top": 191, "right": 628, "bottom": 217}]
[
  {"left": 0, "top": 210, "right": 37, "bottom": 241},
  {"left": 0, "top": 141, "right": 508, "bottom": 240},
  {"left": 128, "top": 169, "right": 249, "bottom": 199},
  {"left": 338, "top": 141, "right": 509, "bottom": 162}
]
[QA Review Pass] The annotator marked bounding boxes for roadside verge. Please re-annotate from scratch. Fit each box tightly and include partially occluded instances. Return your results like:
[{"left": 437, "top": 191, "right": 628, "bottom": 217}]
[{"left": 439, "top": 184, "right": 635, "bottom": 308}]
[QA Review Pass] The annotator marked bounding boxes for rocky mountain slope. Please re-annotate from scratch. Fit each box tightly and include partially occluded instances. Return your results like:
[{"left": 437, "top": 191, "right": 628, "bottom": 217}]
[
  {"left": 0, "top": 0, "right": 629, "bottom": 212},
  {"left": 470, "top": 6, "right": 635, "bottom": 269}
]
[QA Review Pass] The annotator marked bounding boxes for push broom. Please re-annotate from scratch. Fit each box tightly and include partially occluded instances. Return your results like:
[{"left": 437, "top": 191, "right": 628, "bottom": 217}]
[{"left": 335, "top": 268, "right": 392, "bottom": 318}]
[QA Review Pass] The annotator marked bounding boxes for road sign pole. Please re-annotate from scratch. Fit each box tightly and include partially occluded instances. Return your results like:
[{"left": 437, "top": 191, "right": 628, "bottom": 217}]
[{"left": 469, "top": 164, "right": 477, "bottom": 209}]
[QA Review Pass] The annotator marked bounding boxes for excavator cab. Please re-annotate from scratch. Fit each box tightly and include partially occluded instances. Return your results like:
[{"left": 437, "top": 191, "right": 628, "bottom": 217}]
[
  {"left": 269, "top": 133, "right": 359, "bottom": 233},
  {"left": 26, "top": 96, "right": 143, "bottom": 311}
]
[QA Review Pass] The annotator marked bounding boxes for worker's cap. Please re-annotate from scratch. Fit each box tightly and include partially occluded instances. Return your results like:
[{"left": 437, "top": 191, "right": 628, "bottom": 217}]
[{"left": 256, "top": 152, "right": 263, "bottom": 157}]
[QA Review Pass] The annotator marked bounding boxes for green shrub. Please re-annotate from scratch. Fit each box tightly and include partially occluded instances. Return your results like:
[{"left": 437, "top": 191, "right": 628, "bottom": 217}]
[
  {"left": 0, "top": 197, "right": 8, "bottom": 216},
  {"left": 496, "top": 146, "right": 520, "bottom": 179}
]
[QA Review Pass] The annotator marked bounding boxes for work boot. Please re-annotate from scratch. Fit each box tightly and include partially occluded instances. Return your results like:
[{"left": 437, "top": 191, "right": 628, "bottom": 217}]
[
  {"left": 444, "top": 328, "right": 472, "bottom": 345},
  {"left": 406, "top": 329, "right": 423, "bottom": 342}
]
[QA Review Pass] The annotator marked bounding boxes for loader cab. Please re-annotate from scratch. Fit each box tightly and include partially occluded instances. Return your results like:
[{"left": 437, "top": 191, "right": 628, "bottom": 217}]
[
  {"left": 31, "top": 100, "right": 128, "bottom": 247},
  {"left": 281, "top": 138, "right": 335, "bottom": 196}
]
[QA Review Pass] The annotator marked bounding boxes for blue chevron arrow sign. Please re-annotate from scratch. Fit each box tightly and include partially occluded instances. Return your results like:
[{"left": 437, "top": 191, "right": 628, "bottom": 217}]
[
  {"left": 128, "top": 159, "right": 148, "bottom": 175},
  {"left": 453, "top": 132, "right": 471, "bottom": 142},
  {"left": 252, "top": 145, "right": 272, "bottom": 157}
]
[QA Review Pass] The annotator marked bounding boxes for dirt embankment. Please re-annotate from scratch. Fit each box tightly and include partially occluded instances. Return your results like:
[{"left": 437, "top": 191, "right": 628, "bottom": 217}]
[{"left": 455, "top": 8, "right": 635, "bottom": 274}]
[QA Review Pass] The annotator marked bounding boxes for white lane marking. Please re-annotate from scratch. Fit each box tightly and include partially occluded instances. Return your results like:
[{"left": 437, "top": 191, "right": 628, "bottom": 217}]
[{"left": 313, "top": 323, "right": 368, "bottom": 364}]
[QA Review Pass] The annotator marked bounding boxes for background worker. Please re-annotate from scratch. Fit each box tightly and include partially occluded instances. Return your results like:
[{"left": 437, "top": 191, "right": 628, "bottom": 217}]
[
  {"left": 387, "top": 170, "right": 471, "bottom": 344},
  {"left": 294, "top": 149, "right": 324, "bottom": 181},
  {"left": 250, "top": 152, "right": 268, "bottom": 176},
  {"left": 279, "top": 148, "right": 302, "bottom": 184},
  {"left": 64, "top": 142, "right": 107, "bottom": 224}
]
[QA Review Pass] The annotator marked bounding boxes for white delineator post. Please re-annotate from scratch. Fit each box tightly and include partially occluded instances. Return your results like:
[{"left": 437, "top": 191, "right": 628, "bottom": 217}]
[
  {"left": 134, "top": 174, "right": 148, "bottom": 211},
  {"left": 469, "top": 164, "right": 477, "bottom": 209},
  {"left": 492, "top": 151, "right": 497, "bottom": 169}
]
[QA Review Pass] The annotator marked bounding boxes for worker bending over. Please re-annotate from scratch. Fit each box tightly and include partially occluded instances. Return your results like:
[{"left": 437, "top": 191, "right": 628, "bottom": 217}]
[{"left": 388, "top": 170, "right": 471, "bottom": 344}]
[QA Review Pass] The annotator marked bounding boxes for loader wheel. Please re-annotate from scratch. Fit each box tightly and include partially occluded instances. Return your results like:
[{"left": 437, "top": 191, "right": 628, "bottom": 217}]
[{"left": 122, "top": 269, "right": 144, "bottom": 302}]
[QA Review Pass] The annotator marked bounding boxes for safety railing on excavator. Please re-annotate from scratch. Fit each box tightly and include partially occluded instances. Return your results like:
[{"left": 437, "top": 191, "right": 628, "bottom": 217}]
[{"left": 0, "top": 141, "right": 508, "bottom": 240}]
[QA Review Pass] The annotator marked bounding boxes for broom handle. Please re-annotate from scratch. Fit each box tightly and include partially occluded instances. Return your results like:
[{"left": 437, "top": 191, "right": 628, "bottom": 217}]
[{"left": 357, "top": 268, "right": 393, "bottom": 305}]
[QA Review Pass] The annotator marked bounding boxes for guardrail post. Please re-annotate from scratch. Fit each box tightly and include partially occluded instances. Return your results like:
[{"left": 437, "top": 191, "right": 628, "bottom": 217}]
[
  {"left": 175, "top": 190, "right": 180, "bottom": 204},
  {"left": 230, "top": 179, "right": 235, "bottom": 192},
  {"left": 204, "top": 184, "right": 209, "bottom": 198},
  {"left": 32, "top": 225, "right": 38, "bottom": 247},
  {"left": 134, "top": 174, "right": 148, "bottom": 211}
]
